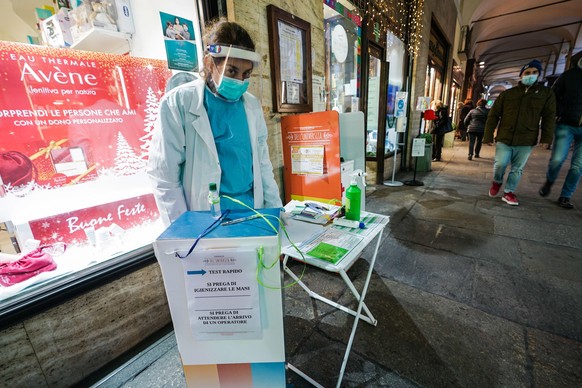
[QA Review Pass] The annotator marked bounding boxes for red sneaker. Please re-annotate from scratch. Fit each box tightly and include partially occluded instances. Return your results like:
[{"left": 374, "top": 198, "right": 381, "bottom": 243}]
[
  {"left": 489, "top": 181, "right": 502, "bottom": 197},
  {"left": 502, "top": 192, "right": 519, "bottom": 206}
]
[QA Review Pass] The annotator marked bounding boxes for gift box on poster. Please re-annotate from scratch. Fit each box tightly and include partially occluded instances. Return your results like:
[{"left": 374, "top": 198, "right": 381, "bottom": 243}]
[{"left": 50, "top": 146, "right": 89, "bottom": 177}]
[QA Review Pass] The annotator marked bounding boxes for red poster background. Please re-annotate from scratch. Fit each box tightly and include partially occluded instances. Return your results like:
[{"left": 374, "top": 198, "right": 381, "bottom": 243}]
[
  {"left": 28, "top": 194, "right": 160, "bottom": 245},
  {"left": 0, "top": 41, "right": 172, "bottom": 189}
]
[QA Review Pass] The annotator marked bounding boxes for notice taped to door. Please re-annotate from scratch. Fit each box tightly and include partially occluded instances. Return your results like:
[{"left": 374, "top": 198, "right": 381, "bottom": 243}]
[{"left": 180, "top": 248, "right": 262, "bottom": 341}]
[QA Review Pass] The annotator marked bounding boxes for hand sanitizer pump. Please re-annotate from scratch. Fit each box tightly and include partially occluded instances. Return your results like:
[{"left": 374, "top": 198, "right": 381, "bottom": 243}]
[{"left": 345, "top": 170, "right": 366, "bottom": 221}]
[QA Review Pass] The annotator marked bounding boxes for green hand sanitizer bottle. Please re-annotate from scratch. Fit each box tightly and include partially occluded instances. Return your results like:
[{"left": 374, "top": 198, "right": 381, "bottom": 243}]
[{"left": 345, "top": 171, "right": 362, "bottom": 221}]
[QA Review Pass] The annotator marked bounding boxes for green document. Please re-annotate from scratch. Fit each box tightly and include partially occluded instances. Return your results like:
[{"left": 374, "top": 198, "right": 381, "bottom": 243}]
[{"left": 307, "top": 242, "right": 349, "bottom": 264}]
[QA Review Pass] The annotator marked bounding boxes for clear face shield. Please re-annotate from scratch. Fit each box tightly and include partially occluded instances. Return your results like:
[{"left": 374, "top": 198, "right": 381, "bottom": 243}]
[{"left": 206, "top": 44, "right": 262, "bottom": 101}]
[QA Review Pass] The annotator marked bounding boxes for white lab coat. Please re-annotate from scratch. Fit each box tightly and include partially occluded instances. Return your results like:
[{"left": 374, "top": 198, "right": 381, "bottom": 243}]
[{"left": 147, "top": 78, "right": 282, "bottom": 226}]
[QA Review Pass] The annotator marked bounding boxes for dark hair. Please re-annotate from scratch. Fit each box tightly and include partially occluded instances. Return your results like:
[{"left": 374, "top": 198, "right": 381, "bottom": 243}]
[
  {"left": 203, "top": 19, "right": 255, "bottom": 53},
  {"left": 201, "top": 19, "right": 255, "bottom": 79},
  {"left": 477, "top": 98, "right": 487, "bottom": 107}
]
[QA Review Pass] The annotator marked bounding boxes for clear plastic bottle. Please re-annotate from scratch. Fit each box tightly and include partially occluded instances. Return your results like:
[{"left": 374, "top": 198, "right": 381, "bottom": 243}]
[{"left": 208, "top": 183, "right": 221, "bottom": 219}]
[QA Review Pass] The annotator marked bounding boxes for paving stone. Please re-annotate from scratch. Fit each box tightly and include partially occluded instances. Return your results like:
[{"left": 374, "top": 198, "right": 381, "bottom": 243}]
[
  {"left": 472, "top": 260, "right": 582, "bottom": 340},
  {"left": 494, "top": 216, "right": 582, "bottom": 249},
  {"left": 88, "top": 143, "right": 582, "bottom": 388},
  {"left": 527, "top": 328, "right": 582, "bottom": 387}
]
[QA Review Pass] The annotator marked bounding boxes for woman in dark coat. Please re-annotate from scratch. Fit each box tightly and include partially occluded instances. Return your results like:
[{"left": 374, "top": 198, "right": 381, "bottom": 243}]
[
  {"left": 458, "top": 98, "right": 474, "bottom": 141},
  {"left": 464, "top": 98, "right": 488, "bottom": 160},
  {"left": 431, "top": 100, "right": 450, "bottom": 162}
]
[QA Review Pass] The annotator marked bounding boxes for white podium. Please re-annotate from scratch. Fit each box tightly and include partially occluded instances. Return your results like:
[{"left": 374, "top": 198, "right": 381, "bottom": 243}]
[{"left": 153, "top": 209, "right": 285, "bottom": 387}]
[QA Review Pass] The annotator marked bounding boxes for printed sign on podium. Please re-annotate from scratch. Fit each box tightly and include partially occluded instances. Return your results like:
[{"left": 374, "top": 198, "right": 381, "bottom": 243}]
[{"left": 153, "top": 209, "right": 285, "bottom": 388}]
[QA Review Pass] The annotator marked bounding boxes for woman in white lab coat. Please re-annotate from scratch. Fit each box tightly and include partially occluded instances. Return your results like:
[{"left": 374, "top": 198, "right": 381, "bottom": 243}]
[{"left": 147, "top": 20, "right": 282, "bottom": 226}]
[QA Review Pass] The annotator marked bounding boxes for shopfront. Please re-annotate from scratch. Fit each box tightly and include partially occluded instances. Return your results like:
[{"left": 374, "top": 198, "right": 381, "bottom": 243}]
[
  {"left": 364, "top": 29, "right": 408, "bottom": 183},
  {"left": 0, "top": 0, "right": 338, "bottom": 385},
  {"left": 0, "top": 0, "right": 419, "bottom": 385},
  {"left": 0, "top": 0, "right": 206, "bottom": 385}
]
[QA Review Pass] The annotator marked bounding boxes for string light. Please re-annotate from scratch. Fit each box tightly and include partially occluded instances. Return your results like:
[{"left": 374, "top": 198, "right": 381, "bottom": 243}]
[{"left": 357, "top": 0, "right": 424, "bottom": 57}]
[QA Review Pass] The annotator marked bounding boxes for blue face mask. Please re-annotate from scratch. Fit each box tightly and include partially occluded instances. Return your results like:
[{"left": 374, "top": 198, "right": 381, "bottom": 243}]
[
  {"left": 216, "top": 75, "right": 249, "bottom": 101},
  {"left": 521, "top": 74, "right": 538, "bottom": 86}
]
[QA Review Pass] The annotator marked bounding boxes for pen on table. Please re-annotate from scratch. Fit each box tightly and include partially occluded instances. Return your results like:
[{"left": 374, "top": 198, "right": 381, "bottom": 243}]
[
  {"left": 304, "top": 202, "right": 329, "bottom": 212},
  {"left": 221, "top": 214, "right": 262, "bottom": 226}
]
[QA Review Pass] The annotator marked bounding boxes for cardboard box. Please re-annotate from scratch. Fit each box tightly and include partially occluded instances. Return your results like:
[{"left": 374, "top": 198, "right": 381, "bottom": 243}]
[
  {"left": 69, "top": 1, "right": 118, "bottom": 42},
  {"left": 40, "top": 9, "right": 74, "bottom": 47},
  {"left": 68, "top": 0, "right": 133, "bottom": 42},
  {"left": 113, "top": 0, "right": 135, "bottom": 34},
  {"left": 54, "top": 0, "right": 71, "bottom": 10}
]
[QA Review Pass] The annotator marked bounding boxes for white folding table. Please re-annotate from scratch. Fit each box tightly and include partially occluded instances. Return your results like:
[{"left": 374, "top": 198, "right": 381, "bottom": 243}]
[{"left": 281, "top": 211, "right": 389, "bottom": 388}]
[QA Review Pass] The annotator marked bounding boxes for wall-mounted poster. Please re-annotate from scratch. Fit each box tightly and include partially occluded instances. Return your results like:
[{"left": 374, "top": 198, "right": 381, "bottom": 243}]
[{"left": 159, "top": 12, "right": 198, "bottom": 71}]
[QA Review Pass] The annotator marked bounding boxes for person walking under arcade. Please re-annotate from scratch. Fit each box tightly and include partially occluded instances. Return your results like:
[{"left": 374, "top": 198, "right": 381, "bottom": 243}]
[
  {"left": 458, "top": 98, "right": 474, "bottom": 141},
  {"left": 431, "top": 100, "right": 450, "bottom": 162},
  {"left": 464, "top": 98, "right": 488, "bottom": 160},
  {"left": 539, "top": 57, "right": 582, "bottom": 209},
  {"left": 483, "top": 59, "right": 556, "bottom": 206}
]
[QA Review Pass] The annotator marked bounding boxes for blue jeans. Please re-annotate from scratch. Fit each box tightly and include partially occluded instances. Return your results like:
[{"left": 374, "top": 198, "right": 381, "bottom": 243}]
[
  {"left": 546, "top": 123, "right": 582, "bottom": 198},
  {"left": 493, "top": 142, "right": 534, "bottom": 193}
]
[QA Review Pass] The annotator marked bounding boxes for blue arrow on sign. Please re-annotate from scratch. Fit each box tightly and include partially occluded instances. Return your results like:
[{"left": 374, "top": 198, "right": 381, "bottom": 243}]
[{"left": 187, "top": 269, "right": 206, "bottom": 276}]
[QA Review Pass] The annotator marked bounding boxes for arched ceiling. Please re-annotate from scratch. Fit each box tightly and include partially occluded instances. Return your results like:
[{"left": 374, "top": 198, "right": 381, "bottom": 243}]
[{"left": 461, "top": 0, "right": 582, "bottom": 87}]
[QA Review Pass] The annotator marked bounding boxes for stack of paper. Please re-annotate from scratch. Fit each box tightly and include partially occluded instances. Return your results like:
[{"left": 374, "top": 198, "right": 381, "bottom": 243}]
[
  {"left": 283, "top": 200, "right": 341, "bottom": 225},
  {"left": 298, "top": 228, "right": 364, "bottom": 264}
]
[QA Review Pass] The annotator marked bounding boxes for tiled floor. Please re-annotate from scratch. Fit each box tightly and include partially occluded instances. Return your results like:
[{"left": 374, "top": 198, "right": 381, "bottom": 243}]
[{"left": 91, "top": 141, "right": 582, "bottom": 388}]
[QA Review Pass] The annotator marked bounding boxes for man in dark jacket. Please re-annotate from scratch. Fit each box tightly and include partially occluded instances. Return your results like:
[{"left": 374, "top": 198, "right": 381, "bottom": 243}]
[
  {"left": 483, "top": 59, "right": 556, "bottom": 206},
  {"left": 539, "top": 57, "right": 582, "bottom": 209},
  {"left": 464, "top": 98, "right": 488, "bottom": 160}
]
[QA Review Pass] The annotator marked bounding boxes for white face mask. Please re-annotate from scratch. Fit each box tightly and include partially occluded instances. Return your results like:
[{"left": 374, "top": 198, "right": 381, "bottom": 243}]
[{"left": 521, "top": 74, "right": 538, "bottom": 86}]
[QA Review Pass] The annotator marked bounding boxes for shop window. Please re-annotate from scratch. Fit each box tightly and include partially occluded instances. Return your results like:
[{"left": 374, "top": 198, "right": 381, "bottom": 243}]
[
  {"left": 424, "top": 22, "right": 448, "bottom": 105},
  {"left": 425, "top": 63, "right": 444, "bottom": 103},
  {"left": 366, "top": 48, "right": 382, "bottom": 156},
  {"left": 384, "top": 32, "right": 406, "bottom": 156},
  {"left": 198, "top": 0, "right": 227, "bottom": 23},
  {"left": 450, "top": 81, "right": 461, "bottom": 126},
  {"left": 323, "top": 0, "right": 361, "bottom": 113},
  {"left": 450, "top": 61, "right": 464, "bottom": 126},
  {"left": 0, "top": 1, "right": 178, "bottom": 315}
]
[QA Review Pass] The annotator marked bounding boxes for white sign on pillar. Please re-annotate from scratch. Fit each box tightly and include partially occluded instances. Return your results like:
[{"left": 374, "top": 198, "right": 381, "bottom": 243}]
[{"left": 412, "top": 138, "right": 426, "bottom": 157}]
